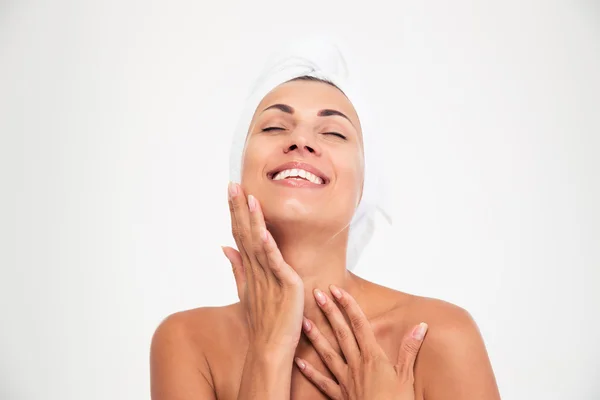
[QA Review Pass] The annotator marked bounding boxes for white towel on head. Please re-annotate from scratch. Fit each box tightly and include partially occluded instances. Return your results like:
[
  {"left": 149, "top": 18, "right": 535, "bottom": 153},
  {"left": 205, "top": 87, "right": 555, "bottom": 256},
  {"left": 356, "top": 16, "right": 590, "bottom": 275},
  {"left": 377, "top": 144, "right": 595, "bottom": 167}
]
[{"left": 229, "top": 34, "right": 391, "bottom": 271}]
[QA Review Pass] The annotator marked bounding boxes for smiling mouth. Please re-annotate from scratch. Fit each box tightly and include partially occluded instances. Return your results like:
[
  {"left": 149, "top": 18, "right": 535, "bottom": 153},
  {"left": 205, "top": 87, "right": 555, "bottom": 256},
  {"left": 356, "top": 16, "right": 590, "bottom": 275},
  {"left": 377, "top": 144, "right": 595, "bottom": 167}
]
[{"left": 269, "top": 168, "right": 325, "bottom": 185}]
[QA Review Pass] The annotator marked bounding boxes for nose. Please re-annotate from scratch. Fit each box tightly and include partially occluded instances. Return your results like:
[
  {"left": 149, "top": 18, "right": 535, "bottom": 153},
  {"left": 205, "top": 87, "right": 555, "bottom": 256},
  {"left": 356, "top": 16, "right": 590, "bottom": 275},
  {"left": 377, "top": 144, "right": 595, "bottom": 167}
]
[{"left": 283, "top": 129, "right": 321, "bottom": 156}]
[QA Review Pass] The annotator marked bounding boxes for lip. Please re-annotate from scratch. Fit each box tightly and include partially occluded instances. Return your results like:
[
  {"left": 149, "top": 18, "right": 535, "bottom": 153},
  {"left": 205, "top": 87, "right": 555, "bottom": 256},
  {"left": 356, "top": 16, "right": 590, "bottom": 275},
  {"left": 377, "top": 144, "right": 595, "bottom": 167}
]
[{"left": 267, "top": 161, "right": 330, "bottom": 185}]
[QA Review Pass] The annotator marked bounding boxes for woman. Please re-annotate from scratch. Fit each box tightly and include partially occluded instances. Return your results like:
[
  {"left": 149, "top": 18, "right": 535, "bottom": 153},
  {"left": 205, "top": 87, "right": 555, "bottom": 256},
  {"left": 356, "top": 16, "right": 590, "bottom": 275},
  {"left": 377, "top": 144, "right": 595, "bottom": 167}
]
[{"left": 150, "top": 39, "right": 500, "bottom": 399}]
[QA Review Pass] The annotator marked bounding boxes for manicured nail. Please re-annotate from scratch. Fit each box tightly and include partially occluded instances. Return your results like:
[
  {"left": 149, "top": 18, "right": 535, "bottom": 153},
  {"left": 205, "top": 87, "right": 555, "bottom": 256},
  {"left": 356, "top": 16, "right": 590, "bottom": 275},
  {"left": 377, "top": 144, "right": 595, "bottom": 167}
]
[
  {"left": 228, "top": 182, "right": 238, "bottom": 198},
  {"left": 248, "top": 195, "right": 256, "bottom": 212},
  {"left": 220, "top": 246, "right": 230, "bottom": 260},
  {"left": 295, "top": 357, "right": 306, "bottom": 370},
  {"left": 412, "top": 322, "right": 428, "bottom": 340},
  {"left": 329, "top": 284, "right": 342, "bottom": 300},
  {"left": 314, "top": 289, "right": 326, "bottom": 306},
  {"left": 302, "top": 316, "right": 312, "bottom": 332}
]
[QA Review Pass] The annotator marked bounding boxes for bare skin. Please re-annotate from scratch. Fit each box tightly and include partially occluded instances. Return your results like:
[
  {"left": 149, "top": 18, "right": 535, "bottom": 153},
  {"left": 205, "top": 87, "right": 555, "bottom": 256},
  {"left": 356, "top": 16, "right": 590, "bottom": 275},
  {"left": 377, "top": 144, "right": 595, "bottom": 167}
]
[
  {"left": 151, "top": 279, "right": 499, "bottom": 399},
  {"left": 150, "top": 79, "right": 500, "bottom": 400}
]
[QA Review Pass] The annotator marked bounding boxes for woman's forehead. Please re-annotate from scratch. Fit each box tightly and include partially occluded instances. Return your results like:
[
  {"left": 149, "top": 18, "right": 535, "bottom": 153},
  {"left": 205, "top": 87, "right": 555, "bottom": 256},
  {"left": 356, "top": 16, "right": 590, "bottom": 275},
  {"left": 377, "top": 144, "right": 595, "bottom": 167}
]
[{"left": 254, "top": 80, "right": 362, "bottom": 131}]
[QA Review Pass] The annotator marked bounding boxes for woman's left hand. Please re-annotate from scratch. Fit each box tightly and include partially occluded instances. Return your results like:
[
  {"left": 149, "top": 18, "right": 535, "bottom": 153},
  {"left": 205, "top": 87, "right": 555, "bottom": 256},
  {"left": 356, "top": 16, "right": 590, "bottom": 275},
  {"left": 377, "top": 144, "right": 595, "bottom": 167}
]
[{"left": 295, "top": 285, "right": 428, "bottom": 400}]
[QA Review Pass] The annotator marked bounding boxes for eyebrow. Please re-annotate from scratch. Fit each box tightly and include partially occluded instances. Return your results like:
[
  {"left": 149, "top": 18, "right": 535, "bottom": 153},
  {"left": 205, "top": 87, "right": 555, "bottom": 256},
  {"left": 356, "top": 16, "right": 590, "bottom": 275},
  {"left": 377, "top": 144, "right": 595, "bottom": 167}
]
[{"left": 261, "top": 103, "right": 355, "bottom": 128}]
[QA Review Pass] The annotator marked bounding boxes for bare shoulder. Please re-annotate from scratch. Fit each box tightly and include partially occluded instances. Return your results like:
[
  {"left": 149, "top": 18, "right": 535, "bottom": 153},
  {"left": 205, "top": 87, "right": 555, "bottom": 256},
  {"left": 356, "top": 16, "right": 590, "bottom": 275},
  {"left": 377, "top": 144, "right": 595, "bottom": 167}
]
[
  {"left": 349, "top": 276, "right": 480, "bottom": 338},
  {"left": 150, "top": 303, "right": 243, "bottom": 399},
  {"left": 152, "top": 303, "right": 241, "bottom": 349},
  {"left": 405, "top": 294, "right": 501, "bottom": 400},
  {"left": 407, "top": 294, "right": 479, "bottom": 336},
  {"left": 362, "top": 283, "right": 477, "bottom": 342},
  {"left": 355, "top": 278, "right": 499, "bottom": 400}
]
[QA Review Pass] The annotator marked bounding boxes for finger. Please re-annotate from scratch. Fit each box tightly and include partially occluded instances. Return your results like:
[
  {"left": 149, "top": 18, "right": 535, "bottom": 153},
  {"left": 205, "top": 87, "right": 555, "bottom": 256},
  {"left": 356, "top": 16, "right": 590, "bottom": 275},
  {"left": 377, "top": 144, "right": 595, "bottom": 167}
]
[
  {"left": 302, "top": 316, "right": 347, "bottom": 379},
  {"left": 221, "top": 246, "right": 245, "bottom": 301},
  {"left": 228, "top": 182, "right": 264, "bottom": 281},
  {"left": 313, "top": 288, "right": 360, "bottom": 367},
  {"left": 227, "top": 184, "right": 256, "bottom": 297},
  {"left": 295, "top": 356, "right": 343, "bottom": 400},
  {"left": 227, "top": 183, "right": 250, "bottom": 267},
  {"left": 396, "top": 322, "right": 428, "bottom": 377},
  {"left": 247, "top": 194, "right": 270, "bottom": 271},
  {"left": 328, "top": 286, "right": 382, "bottom": 359},
  {"left": 261, "top": 228, "right": 300, "bottom": 285}
]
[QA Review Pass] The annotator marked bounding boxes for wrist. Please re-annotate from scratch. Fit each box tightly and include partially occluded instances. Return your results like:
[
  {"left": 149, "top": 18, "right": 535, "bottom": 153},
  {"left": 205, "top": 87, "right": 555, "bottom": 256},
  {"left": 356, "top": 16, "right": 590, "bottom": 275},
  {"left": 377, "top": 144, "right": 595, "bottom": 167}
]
[
  {"left": 247, "top": 344, "right": 295, "bottom": 366},
  {"left": 237, "top": 345, "right": 293, "bottom": 399}
]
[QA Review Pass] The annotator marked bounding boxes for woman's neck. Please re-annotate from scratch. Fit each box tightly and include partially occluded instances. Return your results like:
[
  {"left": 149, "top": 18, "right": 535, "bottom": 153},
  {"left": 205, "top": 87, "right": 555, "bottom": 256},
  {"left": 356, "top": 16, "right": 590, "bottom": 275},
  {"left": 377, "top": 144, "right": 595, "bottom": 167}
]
[{"left": 270, "top": 226, "right": 362, "bottom": 337}]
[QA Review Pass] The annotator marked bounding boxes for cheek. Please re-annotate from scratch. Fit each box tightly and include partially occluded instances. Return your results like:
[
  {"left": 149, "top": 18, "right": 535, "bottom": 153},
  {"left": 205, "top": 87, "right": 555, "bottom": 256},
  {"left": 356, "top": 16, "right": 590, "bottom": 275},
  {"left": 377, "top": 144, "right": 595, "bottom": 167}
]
[
  {"left": 336, "top": 153, "right": 364, "bottom": 193},
  {"left": 240, "top": 139, "right": 268, "bottom": 182}
]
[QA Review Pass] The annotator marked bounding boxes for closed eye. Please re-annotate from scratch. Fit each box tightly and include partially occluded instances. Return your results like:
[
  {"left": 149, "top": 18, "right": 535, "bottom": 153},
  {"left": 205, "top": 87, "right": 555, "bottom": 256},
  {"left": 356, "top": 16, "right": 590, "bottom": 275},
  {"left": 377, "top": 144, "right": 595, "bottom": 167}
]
[
  {"left": 262, "top": 127, "right": 346, "bottom": 140},
  {"left": 325, "top": 132, "right": 347, "bottom": 140},
  {"left": 262, "top": 127, "right": 284, "bottom": 132}
]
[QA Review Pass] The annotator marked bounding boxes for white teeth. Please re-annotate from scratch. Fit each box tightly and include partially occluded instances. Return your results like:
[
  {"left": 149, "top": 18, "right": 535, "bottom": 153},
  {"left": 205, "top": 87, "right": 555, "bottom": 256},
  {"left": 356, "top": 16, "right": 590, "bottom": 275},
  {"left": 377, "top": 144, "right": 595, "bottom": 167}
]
[{"left": 272, "top": 168, "right": 324, "bottom": 184}]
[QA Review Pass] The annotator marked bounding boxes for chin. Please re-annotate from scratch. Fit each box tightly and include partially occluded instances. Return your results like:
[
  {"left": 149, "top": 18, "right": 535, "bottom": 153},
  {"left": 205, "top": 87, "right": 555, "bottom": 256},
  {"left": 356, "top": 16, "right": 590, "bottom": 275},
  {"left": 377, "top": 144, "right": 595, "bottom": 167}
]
[
  {"left": 264, "top": 199, "right": 315, "bottom": 225},
  {"left": 263, "top": 199, "right": 353, "bottom": 233}
]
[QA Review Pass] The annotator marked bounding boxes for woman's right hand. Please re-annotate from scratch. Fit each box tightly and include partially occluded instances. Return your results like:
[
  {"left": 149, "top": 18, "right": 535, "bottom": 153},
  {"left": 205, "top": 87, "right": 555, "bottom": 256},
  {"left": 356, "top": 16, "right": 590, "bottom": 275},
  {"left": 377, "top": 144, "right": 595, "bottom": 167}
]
[{"left": 222, "top": 182, "right": 305, "bottom": 357}]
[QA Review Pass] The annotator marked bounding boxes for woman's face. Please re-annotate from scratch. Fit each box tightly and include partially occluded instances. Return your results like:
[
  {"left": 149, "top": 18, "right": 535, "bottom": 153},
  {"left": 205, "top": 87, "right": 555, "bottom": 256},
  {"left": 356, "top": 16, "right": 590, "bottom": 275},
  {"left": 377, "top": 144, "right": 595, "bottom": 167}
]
[{"left": 241, "top": 79, "right": 364, "bottom": 232}]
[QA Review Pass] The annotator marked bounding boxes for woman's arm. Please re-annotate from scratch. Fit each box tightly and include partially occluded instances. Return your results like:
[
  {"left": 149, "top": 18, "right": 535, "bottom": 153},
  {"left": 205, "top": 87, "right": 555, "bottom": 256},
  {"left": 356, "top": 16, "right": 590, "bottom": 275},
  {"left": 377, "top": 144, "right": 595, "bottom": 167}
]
[
  {"left": 415, "top": 302, "right": 501, "bottom": 400},
  {"left": 150, "top": 312, "right": 295, "bottom": 400},
  {"left": 236, "top": 346, "right": 294, "bottom": 399},
  {"left": 150, "top": 314, "right": 217, "bottom": 400}
]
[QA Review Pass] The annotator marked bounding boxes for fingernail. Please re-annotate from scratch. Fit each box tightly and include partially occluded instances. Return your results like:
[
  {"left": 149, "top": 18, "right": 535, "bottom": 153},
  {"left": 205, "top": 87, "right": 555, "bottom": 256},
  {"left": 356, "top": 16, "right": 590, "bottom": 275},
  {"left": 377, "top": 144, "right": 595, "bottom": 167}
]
[
  {"left": 314, "top": 289, "right": 326, "bottom": 306},
  {"left": 220, "top": 246, "right": 229, "bottom": 259},
  {"left": 295, "top": 357, "right": 306, "bottom": 370},
  {"left": 228, "top": 182, "right": 238, "bottom": 198},
  {"left": 302, "top": 316, "right": 312, "bottom": 332},
  {"left": 329, "top": 284, "right": 342, "bottom": 300},
  {"left": 412, "top": 322, "right": 428, "bottom": 340},
  {"left": 248, "top": 195, "right": 256, "bottom": 212}
]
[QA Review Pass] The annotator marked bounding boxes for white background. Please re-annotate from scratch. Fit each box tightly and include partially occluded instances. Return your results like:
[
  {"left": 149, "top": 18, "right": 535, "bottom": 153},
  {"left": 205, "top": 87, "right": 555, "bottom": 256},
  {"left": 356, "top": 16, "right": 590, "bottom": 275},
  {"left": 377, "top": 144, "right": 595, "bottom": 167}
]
[{"left": 1, "top": 0, "right": 599, "bottom": 399}]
